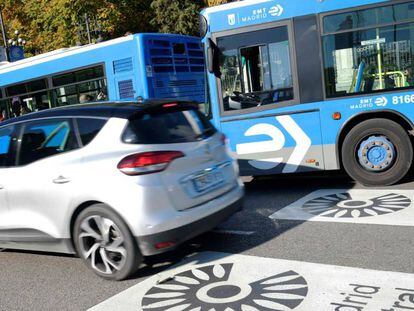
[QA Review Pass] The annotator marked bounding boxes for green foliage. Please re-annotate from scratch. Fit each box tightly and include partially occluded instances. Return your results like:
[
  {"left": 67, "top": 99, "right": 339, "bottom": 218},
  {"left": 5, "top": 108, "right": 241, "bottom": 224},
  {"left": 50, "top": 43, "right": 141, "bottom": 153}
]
[
  {"left": 150, "top": 0, "right": 204, "bottom": 36},
  {"left": 0, "top": 0, "right": 229, "bottom": 55}
]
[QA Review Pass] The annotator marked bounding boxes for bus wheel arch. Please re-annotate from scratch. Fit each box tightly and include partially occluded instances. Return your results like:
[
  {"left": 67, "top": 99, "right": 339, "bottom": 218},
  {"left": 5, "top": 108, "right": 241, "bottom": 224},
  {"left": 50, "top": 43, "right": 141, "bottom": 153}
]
[
  {"left": 337, "top": 110, "right": 414, "bottom": 166},
  {"left": 337, "top": 111, "right": 414, "bottom": 186}
]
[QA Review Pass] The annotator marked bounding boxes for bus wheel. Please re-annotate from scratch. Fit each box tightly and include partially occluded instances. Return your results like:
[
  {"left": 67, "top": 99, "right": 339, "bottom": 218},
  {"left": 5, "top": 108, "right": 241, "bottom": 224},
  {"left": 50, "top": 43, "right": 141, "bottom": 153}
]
[{"left": 342, "top": 118, "right": 413, "bottom": 186}]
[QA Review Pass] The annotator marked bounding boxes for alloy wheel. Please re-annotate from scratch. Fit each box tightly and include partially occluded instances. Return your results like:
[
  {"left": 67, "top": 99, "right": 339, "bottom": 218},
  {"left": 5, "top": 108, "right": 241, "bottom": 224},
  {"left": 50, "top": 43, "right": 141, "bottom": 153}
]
[{"left": 78, "top": 215, "right": 127, "bottom": 275}]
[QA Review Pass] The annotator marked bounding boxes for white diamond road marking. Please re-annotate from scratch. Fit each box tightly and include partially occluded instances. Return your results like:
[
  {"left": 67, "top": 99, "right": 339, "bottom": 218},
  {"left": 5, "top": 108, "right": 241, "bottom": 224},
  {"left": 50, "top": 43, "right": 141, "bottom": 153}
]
[
  {"left": 89, "top": 252, "right": 414, "bottom": 311},
  {"left": 269, "top": 189, "right": 414, "bottom": 227}
]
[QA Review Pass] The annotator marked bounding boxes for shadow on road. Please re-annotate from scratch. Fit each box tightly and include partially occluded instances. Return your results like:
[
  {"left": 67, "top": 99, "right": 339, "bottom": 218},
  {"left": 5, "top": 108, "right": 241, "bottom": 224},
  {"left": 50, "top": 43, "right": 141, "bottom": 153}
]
[
  {"left": 133, "top": 172, "right": 358, "bottom": 279},
  {"left": 135, "top": 170, "right": 414, "bottom": 279}
]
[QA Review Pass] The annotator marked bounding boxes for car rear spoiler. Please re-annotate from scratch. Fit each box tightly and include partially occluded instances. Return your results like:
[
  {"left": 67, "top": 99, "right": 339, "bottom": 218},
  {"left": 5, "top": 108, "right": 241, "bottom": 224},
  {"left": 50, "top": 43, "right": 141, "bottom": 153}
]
[{"left": 128, "top": 101, "right": 199, "bottom": 120}]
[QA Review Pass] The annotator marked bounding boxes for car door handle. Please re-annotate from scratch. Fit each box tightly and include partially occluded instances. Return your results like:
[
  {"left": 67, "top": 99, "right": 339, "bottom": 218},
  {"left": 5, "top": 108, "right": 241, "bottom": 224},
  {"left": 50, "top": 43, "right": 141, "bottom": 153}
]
[
  {"left": 0, "top": 185, "right": 4, "bottom": 190},
  {"left": 53, "top": 176, "right": 71, "bottom": 184}
]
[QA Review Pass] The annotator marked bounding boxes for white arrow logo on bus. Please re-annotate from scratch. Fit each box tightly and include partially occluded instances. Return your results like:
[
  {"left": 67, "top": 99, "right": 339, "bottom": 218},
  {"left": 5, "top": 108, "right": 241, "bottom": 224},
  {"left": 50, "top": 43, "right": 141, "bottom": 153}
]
[
  {"left": 375, "top": 96, "right": 388, "bottom": 107},
  {"left": 236, "top": 116, "right": 311, "bottom": 173},
  {"left": 269, "top": 5, "right": 284, "bottom": 17}
]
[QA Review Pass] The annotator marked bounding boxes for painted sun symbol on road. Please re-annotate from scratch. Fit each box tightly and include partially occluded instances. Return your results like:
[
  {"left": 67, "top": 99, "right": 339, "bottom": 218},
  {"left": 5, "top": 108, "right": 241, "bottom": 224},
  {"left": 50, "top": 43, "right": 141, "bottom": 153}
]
[
  {"left": 302, "top": 193, "right": 412, "bottom": 218},
  {"left": 141, "top": 263, "right": 308, "bottom": 311}
]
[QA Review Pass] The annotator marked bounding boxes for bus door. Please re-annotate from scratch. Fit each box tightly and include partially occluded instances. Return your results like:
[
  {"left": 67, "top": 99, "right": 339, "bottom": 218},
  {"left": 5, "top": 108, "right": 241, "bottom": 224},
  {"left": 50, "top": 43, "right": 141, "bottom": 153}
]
[{"left": 211, "top": 22, "right": 325, "bottom": 176}]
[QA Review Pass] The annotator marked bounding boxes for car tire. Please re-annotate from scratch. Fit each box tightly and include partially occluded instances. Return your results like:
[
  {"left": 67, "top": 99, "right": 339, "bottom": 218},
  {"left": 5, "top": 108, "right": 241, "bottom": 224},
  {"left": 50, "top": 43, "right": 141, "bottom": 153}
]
[
  {"left": 342, "top": 118, "right": 413, "bottom": 186},
  {"left": 73, "top": 204, "right": 143, "bottom": 281}
]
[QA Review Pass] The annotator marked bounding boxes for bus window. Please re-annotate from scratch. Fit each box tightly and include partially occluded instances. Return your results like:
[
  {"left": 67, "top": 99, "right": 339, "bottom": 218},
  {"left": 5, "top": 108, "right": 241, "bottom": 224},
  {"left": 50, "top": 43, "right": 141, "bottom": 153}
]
[
  {"left": 240, "top": 46, "right": 265, "bottom": 93},
  {"left": 52, "top": 65, "right": 107, "bottom": 106},
  {"left": 323, "top": 2, "right": 414, "bottom": 33},
  {"left": 173, "top": 43, "right": 186, "bottom": 55},
  {"left": 4, "top": 79, "right": 50, "bottom": 112},
  {"left": 0, "top": 100, "right": 8, "bottom": 121},
  {"left": 0, "top": 91, "right": 7, "bottom": 121},
  {"left": 220, "top": 49, "right": 242, "bottom": 100},
  {"left": 2, "top": 65, "right": 107, "bottom": 109},
  {"left": 323, "top": 2, "right": 414, "bottom": 98},
  {"left": 217, "top": 26, "right": 294, "bottom": 112},
  {"left": 6, "top": 79, "right": 48, "bottom": 97}
]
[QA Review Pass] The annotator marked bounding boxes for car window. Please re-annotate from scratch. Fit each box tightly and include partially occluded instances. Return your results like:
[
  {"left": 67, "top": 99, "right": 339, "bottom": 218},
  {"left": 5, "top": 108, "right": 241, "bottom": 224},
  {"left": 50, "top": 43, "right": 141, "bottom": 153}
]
[
  {"left": 18, "top": 119, "right": 79, "bottom": 166},
  {"left": 76, "top": 118, "right": 107, "bottom": 146},
  {"left": 123, "top": 109, "right": 217, "bottom": 144},
  {"left": 0, "top": 126, "right": 16, "bottom": 167}
]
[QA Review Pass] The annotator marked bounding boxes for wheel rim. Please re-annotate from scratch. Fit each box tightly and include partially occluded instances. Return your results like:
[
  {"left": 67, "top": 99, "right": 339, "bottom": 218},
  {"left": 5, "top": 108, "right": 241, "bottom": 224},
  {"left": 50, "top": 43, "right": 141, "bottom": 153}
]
[
  {"left": 78, "top": 215, "right": 127, "bottom": 275},
  {"left": 357, "top": 135, "right": 396, "bottom": 172}
]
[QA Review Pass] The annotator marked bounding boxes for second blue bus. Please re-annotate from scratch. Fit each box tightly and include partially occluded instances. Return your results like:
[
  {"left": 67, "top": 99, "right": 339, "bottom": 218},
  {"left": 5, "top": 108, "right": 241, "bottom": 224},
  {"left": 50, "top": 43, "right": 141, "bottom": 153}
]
[
  {"left": 0, "top": 33, "right": 205, "bottom": 119},
  {"left": 201, "top": 0, "right": 414, "bottom": 186}
]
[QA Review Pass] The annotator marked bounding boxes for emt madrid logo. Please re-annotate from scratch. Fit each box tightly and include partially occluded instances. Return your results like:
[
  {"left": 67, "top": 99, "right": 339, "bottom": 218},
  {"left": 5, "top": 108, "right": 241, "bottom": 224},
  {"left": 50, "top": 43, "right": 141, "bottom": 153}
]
[
  {"left": 269, "top": 4, "right": 284, "bottom": 17},
  {"left": 374, "top": 96, "right": 388, "bottom": 107},
  {"left": 236, "top": 116, "right": 312, "bottom": 173}
]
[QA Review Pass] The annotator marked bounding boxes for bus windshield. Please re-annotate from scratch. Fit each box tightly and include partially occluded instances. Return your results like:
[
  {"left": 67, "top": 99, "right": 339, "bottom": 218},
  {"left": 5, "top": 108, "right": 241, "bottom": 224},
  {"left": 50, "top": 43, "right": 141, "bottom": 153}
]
[{"left": 217, "top": 26, "right": 294, "bottom": 111}]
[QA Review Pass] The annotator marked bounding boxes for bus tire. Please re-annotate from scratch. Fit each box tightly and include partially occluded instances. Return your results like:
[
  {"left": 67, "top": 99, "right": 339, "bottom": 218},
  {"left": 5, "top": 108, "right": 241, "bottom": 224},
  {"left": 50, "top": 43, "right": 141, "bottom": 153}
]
[{"left": 341, "top": 118, "right": 413, "bottom": 186}]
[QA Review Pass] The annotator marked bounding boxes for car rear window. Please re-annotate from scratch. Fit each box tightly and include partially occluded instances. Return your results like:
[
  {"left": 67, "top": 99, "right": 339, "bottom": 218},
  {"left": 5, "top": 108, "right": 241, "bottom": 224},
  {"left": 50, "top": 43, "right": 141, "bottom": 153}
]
[
  {"left": 76, "top": 118, "right": 107, "bottom": 146},
  {"left": 122, "top": 109, "right": 217, "bottom": 144}
]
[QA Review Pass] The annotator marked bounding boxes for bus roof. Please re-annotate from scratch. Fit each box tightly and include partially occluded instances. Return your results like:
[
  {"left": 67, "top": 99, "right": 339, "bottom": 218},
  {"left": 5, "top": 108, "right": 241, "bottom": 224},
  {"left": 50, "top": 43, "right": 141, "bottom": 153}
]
[
  {"left": 202, "top": 0, "right": 391, "bottom": 34},
  {"left": 0, "top": 33, "right": 199, "bottom": 85}
]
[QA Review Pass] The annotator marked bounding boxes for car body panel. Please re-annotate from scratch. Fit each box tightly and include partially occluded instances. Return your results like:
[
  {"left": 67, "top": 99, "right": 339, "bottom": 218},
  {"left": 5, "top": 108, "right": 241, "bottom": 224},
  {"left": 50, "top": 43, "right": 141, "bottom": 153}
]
[{"left": 0, "top": 168, "right": 12, "bottom": 244}]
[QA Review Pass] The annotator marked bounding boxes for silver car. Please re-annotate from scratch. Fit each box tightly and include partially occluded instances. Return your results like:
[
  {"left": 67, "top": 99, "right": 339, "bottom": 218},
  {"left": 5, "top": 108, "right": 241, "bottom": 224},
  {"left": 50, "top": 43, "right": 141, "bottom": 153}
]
[{"left": 0, "top": 101, "right": 244, "bottom": 280}]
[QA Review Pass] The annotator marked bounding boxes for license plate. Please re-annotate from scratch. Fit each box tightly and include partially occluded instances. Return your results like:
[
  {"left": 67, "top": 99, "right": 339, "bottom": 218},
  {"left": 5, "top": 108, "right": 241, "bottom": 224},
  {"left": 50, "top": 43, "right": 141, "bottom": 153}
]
[{"left": 193, "top": 170, "right": 224, "bottom": 193}]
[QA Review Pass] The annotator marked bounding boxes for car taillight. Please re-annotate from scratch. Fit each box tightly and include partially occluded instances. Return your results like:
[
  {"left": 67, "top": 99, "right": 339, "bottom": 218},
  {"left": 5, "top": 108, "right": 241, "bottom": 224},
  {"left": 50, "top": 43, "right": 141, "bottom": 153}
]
[
  {"left": 117, "top": 151, "right": 185, "bottom": 176},
  {"left": 163, "top": 102, "right": 178, "bottom": 108}
]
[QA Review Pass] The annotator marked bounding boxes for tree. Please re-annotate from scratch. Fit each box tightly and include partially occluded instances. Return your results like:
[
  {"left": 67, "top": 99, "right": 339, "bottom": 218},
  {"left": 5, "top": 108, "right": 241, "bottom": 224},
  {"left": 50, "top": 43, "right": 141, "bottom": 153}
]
[
  {"left": 150, "top": 0, "right": 204, "bottom": 36},
  {"left": 150, "top": 0, "right": 230, "bottom": 36},
  {"left": 206, "top": 0, "right": 228, "bottom": 6},
  {"left": 0, "top": 0, "right": 155, "bottom": 55},
  {"left": 0, "top": 0, "right": 231, "bottom": 55}
]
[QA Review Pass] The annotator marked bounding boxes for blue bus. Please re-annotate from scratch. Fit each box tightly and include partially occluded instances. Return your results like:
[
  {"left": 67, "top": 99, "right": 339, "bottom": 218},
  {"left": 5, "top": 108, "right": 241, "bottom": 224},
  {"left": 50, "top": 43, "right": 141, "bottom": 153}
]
[
  {"left": 200, "top": 0, "right": 414, "bottom": 186},
  {"left": 0, "top": 33, "right": 205, "bottom": 118}
]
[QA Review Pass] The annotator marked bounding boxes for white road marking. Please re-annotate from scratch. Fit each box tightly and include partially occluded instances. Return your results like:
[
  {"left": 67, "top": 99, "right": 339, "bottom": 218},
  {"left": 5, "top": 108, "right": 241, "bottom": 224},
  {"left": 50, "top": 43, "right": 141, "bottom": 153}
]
[
  {"left": 89, "top": 251, "right": 414, "bottom": 311},
  {"left": 270, "top": 189, "right": 414, "bottom": 227},
  {"left": 212, "top": 229, "right": 255, "bottom": 236}
]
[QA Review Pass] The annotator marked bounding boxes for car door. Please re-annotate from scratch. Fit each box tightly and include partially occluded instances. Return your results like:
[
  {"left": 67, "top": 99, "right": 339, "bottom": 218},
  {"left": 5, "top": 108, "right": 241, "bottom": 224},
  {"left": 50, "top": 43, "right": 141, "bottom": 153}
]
[
  {"left": 213, "top": 22, "right": 325, "bottom": 176},
  {"left": 0, "top": 124, "right": 19, "bottom": 245},
  {"left": 6, "top": 118, "right": 82, "bottom": 249}
]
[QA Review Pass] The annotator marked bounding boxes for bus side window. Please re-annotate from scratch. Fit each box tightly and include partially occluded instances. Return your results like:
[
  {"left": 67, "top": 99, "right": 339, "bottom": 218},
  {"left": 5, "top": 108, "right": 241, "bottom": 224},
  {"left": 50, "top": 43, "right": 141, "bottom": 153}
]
[{"left": 322, "top": 2, "right": 414, "bottom": 98}]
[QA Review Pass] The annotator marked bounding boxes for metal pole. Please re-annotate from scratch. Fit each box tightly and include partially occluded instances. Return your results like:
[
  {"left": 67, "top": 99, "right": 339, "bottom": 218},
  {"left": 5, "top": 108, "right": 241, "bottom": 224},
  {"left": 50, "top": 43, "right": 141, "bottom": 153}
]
[
  {"left": 0, "top": 9, "right": 9, "bottom": 61},
  {"left": 85, "top": 13, "right": 92, "bottom": 44}
]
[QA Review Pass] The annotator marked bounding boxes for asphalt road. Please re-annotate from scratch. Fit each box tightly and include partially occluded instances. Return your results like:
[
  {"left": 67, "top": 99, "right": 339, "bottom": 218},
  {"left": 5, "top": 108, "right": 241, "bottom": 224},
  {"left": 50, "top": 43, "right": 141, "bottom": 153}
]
[{"left": 1, "top": 173, "right": 414, "bottom": 310}]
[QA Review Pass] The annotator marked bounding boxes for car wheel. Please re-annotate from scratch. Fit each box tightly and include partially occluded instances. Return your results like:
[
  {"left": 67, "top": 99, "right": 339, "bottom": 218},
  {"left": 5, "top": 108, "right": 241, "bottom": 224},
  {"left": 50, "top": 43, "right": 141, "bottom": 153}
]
[
  {"left": 342, "top": 118, "right": 413, "bottom": 186},
  {"left": 73, "top": 204, "right": 142, "bottom": 281}
]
